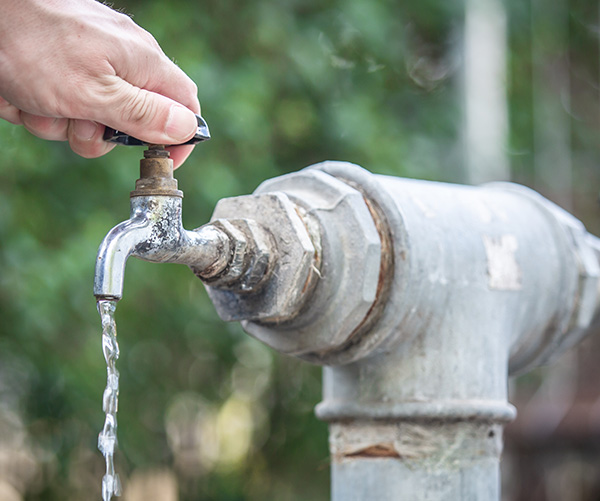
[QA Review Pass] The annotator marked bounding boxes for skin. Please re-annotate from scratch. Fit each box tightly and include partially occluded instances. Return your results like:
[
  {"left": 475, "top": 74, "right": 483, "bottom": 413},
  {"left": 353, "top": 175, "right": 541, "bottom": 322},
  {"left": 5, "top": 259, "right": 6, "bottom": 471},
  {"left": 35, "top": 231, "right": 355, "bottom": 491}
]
[{"left": 0, "top": 0, "right": 201, "bottom": 168}]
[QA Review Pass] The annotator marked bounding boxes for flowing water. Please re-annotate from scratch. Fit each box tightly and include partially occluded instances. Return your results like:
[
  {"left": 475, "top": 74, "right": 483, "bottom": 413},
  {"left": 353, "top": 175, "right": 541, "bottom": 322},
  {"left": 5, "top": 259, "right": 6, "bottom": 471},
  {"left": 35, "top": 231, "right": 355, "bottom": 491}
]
[{"left": 97, "top": 299, "right": 122, "bottom": 500}]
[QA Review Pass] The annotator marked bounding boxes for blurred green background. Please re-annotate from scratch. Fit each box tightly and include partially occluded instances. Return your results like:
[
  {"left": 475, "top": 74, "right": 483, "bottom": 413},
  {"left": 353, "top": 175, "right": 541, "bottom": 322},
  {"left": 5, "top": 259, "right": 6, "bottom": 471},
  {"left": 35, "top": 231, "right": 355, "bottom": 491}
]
[{"left": 0, "top": 0, "right": 598, "bottom": 500}]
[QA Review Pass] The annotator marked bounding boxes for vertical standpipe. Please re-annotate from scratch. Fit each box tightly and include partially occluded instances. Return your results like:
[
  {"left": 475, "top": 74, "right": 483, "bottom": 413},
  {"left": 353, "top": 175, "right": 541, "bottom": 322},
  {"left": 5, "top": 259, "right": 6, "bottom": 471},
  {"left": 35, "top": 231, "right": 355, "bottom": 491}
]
[{"left": 200, "top": 162, "right": 600, "bottom": 501}]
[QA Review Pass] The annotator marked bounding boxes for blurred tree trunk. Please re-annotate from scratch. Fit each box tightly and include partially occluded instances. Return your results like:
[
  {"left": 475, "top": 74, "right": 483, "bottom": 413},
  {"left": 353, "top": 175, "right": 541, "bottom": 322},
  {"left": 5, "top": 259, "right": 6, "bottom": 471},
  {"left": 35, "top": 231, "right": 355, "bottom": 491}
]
[{"left": 462, "top": 0, "right": 510, "bottom": 184}]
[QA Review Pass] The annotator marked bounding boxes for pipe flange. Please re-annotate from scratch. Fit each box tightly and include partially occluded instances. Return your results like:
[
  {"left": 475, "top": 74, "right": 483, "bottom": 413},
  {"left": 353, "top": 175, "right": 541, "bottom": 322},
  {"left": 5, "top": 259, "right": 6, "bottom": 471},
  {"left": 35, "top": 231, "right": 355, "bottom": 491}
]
[{"left": 239, "top": 168, "right": 384, "bottom": 361}]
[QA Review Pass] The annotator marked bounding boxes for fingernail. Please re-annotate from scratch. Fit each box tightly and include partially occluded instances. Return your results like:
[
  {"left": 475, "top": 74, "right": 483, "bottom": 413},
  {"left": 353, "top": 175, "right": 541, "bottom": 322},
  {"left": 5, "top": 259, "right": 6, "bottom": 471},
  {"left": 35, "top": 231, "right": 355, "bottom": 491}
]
[
  {"left": 165, "top": 105, "right": 196, "bottom": 142},
  {"left": 73, "top": 120, "right": 98, "bottom": 141}
]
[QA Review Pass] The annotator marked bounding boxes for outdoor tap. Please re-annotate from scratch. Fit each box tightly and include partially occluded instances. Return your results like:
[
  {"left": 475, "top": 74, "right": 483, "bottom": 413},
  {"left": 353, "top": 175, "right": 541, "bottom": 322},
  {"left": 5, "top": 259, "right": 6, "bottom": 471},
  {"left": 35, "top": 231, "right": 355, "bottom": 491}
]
[
  {"left": 94, "top": 117, "right": 278, "bottom": 301},
  {"left": 93, "top": 143, "right": 225, "bottom": 299}
]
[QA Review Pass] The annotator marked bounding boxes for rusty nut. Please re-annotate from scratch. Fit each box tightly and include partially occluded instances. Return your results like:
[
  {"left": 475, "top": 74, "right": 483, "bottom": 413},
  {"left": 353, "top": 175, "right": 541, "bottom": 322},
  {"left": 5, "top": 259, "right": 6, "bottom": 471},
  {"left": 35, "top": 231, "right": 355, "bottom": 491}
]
[{"left": 203, "top": 192, "right": 318, "bottom": 323}]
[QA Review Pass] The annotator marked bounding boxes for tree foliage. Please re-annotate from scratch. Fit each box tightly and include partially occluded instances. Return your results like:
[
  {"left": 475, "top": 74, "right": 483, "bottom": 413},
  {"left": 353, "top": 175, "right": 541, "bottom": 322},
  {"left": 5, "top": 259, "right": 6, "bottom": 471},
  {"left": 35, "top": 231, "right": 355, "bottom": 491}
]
[{"left": 0, "top": 0, "right": 598, "bottom": 500}]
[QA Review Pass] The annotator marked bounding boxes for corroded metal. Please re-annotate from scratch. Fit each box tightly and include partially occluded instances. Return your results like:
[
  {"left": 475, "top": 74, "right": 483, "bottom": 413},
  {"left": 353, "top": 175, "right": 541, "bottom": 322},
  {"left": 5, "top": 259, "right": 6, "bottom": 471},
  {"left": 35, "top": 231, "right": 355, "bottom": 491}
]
[
  {"left": 94, "top": 147, "right": 270, "bottom": 300},
  {"left": 198, "top": 161, "right": 600, "bottom": 501},
  {"left": 330, "top": 421, "right": 504, "bottom": 500},
  {"left": 93, "top": 195, "right": 230, "bottom": 299},
  {"left": 307, "top": 161, "right": 600, "bottom": 501},
  {"left": 245, "top": 169, "right": 383, "bottom": 360},
  {"left": 130, "top": 145, "right": 183, "bottom": 198},
  {"left": 201, "top": 169, "right": 385, "bottom": 358},
  {"left": 95, "top": 152, "right": 600, "bottom": 500},
  {"left": 193, "top": 218, "right": 276, "bottom": 293},
  {"left": 204, "top": 193, "right": 319, "bottom": 323}
]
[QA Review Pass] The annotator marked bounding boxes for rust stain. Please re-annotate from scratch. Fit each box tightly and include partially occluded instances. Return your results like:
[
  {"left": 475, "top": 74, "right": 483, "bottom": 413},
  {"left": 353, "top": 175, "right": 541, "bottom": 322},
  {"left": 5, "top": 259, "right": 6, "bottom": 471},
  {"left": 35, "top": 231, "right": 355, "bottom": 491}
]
[
  {"left": 336, "top": 194, "right": 394, "bottom": 345},
  {"left": 344, "top": 443, "right": 401, "bottom": 459},
  {"left": 307, "top": 183, "right": 395, "bottom": 364}
]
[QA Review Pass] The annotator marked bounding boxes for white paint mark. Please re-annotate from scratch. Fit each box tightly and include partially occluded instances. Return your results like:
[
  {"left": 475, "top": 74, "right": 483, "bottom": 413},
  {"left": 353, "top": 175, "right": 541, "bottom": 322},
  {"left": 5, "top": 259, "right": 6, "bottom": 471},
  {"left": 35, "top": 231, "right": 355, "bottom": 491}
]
[{"left": 482, "top": 234, "right": 522, "bottom": 290}]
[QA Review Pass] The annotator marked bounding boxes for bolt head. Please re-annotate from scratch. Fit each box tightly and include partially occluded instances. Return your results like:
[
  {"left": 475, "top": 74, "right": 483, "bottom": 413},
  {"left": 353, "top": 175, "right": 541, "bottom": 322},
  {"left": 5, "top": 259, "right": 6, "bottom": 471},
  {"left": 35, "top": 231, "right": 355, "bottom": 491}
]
[{"left": 204, "top": 193, "right": 317, "bottom": 322}]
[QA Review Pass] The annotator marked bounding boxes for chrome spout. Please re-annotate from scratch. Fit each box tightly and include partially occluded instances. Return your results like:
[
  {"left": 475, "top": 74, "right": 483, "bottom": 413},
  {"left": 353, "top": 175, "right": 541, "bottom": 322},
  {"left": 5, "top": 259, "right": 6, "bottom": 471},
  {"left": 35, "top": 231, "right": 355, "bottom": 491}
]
[
  {"left": 93, "top": 145, "right": 231, "bottom": 300},
  {"left": 94, "top": 145, "right": 277, "bottom": 301},
  {"left": 93, "top": 195, "right": 230, "bottom": 300},
  {"left": 93, "top": 205, "right": 152, "bottom": 300}
]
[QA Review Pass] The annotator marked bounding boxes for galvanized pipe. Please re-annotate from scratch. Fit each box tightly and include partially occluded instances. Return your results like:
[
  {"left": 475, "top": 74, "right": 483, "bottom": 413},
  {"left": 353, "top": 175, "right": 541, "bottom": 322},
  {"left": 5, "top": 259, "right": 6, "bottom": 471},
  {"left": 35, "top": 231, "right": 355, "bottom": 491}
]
[
  {"left": 315, "top": 162, "right": 598, "bottom": 500},
  {"left": 201, "top": 161, "right": 600, "bottom": 501}
]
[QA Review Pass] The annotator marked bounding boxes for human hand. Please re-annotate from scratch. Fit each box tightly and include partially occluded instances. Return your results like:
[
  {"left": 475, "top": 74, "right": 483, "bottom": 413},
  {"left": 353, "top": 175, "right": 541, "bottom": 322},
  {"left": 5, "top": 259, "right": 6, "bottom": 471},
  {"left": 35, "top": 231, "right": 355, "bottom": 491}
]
[{"left": 0, "top": 0, "right": 200, "bottom": 168}]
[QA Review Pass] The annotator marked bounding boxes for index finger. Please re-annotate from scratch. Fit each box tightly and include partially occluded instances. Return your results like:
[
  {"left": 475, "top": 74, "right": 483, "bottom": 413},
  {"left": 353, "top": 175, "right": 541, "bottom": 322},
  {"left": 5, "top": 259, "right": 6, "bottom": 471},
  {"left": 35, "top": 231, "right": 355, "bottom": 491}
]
[
  {"left": 115, "top": 43, "right": 201, "bottom": 116},
  {"left": 149, "top": 58, "right": 201, "bottom": 115}
]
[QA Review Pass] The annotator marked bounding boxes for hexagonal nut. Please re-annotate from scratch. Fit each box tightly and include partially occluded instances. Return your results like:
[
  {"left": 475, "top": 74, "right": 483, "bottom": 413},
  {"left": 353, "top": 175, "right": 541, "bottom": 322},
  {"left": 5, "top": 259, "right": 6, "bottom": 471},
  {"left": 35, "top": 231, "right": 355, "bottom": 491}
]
[
  {"left": 194, "top": 219, "right": 248, "bottom": 284},
  {"left": 235, "top": 218, "right": 276, "bottom": 292},
  {"left": 202, "top": 218, "right": 276, "bottom": 293},
  {"left": 203, "top": 193, "right": 317, "bottom": 323}
]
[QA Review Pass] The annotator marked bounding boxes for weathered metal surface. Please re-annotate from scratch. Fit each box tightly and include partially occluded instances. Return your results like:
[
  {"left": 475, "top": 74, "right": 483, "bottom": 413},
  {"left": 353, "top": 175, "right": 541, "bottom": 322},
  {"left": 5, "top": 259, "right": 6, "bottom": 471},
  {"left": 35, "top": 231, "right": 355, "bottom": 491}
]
[
  {"left": 330, "top": 421, "right": 503, "bottom": 501},
  {"left": 491, "top": 182, "right": 600, "bottom": 373},
  {"left": 310, "top": 161, "right": 600, "bottom": 370},
  {"left": 96, "top": 153, "right": 600, "bottom": 500},
  {"left": 226, "top": 169, "right": 384, "bottom": 359},
  {"left": 330, "top": 421, "right": 503, "bottom": 465},
  {"left": 130, "top": 146, "right": 183, "bottom": 198},
  {"left": 95, "top": 148, "right": 233, "bottom": 300},
  {"left": 316, "top": 399, "right": 517, "bottom": 423},
  {"left": 195, "top": 218, "right": 276, "bottom": 293},
  {"left": 203, "top": 192, "right": 318, "bottom": 323},
  {"left": 198, "top": 161, "right": 600, "bottom": 501},
  {"left": 305, "top": 162, "right": 600, "bottom": 501},
  {"left": 94, "top": 195, "right": 232, "bottom": 300}
]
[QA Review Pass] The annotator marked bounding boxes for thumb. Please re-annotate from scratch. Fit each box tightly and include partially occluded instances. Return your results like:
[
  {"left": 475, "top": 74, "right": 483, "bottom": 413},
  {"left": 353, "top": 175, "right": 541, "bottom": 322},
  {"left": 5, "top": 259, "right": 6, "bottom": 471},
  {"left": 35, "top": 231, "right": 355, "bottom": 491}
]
[{"left": 100, "top": 80, "right": 198, "bottom": 145}]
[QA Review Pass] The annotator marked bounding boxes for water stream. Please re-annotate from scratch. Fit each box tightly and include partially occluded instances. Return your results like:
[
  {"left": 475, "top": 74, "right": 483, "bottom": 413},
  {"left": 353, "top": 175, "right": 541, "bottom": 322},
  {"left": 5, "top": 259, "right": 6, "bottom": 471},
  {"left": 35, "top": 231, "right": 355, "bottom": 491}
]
[{"left": 97, "top": 299, "right": 122, "bottom": 500}]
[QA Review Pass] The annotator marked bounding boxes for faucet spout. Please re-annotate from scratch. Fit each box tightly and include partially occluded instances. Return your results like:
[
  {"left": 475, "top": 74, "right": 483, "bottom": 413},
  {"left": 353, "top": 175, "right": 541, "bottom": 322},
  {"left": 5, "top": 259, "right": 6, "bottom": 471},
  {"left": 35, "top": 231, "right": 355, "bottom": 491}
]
[
  {"left": 94, "top": 144, "right": 276, "bottom": 302},
  {"left": 93, "top": 195, "right": 231, "bottom": 300},
  {"left": 93, "top": 145, "right": 232, "bottom": 301},
  {"left": 93, "top": 208, "right": 152, "bottom": 300}
]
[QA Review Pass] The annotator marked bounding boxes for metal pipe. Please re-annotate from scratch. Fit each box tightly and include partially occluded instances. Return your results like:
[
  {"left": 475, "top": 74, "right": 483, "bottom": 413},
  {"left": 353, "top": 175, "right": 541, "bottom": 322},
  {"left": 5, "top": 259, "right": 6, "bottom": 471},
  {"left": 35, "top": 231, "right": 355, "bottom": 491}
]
[
  {"left": 199, "top": 161, "right": 600, "bottom": 501},
  {"left": 94, "top": 151, "right": 600, "bottom": 499},
  {"left": 93, "top": 195, "right": 230, "bottom": 299},
  {"left": 93, "top": 146, "right": 272, "bottom": 300}
]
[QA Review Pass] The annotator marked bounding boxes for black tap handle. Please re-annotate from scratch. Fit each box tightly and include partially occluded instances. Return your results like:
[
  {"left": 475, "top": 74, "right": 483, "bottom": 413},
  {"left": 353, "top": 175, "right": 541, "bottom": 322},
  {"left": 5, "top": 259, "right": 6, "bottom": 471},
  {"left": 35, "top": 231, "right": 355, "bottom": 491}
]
[{"left": 103, "top": 114, "right": 210, "bottom": 146}]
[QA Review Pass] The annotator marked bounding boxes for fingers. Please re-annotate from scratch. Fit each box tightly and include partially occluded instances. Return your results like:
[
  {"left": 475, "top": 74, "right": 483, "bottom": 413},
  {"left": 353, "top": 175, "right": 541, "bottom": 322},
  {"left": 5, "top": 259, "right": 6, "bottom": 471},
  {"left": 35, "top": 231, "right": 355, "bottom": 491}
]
[
  {"left": 0, "top": 96, "right": 23, "bottom": 125},
  {"left": 20, "top": 113, "right": 69, "bottom": 141},
  {"left": 115, "top": 32, "right": 200, "bottom": 115},
  {"left": 16, "top": 81, "right": 200, "bottom": 163},
  {"left": 144, "top": 58, "right": 201, "bottom": 115},
  {"left": 67, "top": 119, "right": 115, "bottom": 158},
  {"left": 167, "top": 144, "right": 196, "bottom": 170},
  {"left": 17, "top": 112, "right": 115, "bottom": 159},
  {"left": 17, "top": 110, "right": 196, "bottom": 165},
  {"left": 0, "top": 1, "right": 203, "bottom": 167},
  {"left": 1, "top": 106, "right": 115, "bottom": 159},
  {"left": 96, "top": 78, "right": 198, "bottom": 146}
]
